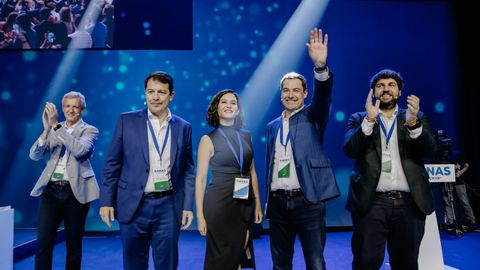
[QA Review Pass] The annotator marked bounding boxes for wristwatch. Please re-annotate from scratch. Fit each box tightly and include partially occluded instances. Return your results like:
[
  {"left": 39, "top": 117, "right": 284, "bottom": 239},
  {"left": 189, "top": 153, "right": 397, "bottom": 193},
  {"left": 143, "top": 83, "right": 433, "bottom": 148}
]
[
  {"left": 406, "top": 119, "right": 421, "bottom": 130},
  {"left": 314, "top": 65, "right": 327, "bottom": 73},
  {"left": 53, "top": 123, "right": 62, "bottom": 131}
]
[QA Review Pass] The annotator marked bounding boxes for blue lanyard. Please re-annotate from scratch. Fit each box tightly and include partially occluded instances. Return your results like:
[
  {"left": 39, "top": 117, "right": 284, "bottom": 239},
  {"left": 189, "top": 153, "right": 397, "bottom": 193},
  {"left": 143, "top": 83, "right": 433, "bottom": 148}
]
[
  {"left": 59, "top": 145, "right": 66, "bottom": 158},
  {"left": 218, "top": 127, "right": 244, "bottom": 172},
  {"left": 377, "top": 115, "right": 396, "bottom": 147},
  {"left": 279, "top": 122, "right": 290, "bottom": 152},
  {"left": 147, "top": 116, "right": 170, "bottom": 163}
]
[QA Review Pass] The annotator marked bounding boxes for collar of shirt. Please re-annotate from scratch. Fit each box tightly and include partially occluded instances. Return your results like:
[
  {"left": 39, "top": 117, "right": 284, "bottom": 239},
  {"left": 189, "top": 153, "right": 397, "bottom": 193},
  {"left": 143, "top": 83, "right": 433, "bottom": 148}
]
[
  {"left": 65, "top": 120, "right": 81, "bottom": 133},
  {"left": 148, "top": 108, "right": 172, "bottom": 125},
  {"left": 282, "top": 105, "right": 305, "bottom": 120},
  {"left": 379, "top": 105, "right": 399, "bottom": 121}
]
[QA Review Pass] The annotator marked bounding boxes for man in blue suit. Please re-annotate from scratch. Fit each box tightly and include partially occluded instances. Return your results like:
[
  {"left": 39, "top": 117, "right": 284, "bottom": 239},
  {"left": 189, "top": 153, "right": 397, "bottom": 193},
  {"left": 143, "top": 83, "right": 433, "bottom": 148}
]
[
  {"left": 99, "top": 71, "right": 195, "bottom": 270},
  {"left": 265, "top": 28, "right": 340, "bottom": 270}
]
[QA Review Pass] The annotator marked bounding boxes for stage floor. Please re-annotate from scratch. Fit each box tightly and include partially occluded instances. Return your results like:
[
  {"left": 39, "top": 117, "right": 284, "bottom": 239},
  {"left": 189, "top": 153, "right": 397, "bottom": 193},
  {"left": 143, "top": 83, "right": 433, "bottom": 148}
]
[{"left": 14, "top": 230, "right": 480, "bottom": 269}]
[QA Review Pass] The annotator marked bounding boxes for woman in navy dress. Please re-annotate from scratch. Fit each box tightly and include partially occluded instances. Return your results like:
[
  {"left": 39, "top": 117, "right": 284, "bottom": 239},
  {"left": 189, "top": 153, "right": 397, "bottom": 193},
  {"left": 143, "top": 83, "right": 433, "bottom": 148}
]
[{"left": 195, "top": 89, "right": 263, "bottom": 270}]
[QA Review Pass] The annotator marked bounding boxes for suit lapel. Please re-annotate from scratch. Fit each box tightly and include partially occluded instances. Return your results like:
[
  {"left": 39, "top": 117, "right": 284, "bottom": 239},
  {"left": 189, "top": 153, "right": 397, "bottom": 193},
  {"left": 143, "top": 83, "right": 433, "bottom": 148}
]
[
  {"left": 288, "top": 114, "right": 298, "bottom": 145},
  {"left": 269, "top": 118, "right": 282, "bottom": 179},
  {"left": 373, "top": 123, "right": 382, "bottom": 158},
  {"left": 396, "top": 109, "right": 407, "bottom": 155},
  {"left": 139, "top": 109, "right": 150, "bottom": 165},
  {"left": 65, "top": 120, "right": 85, "bottom": 163},
  {"left": 271, "top": 117, "right": 281, "bottom": 149},
  {"left": 169, "top": 116, "right": 178, "bottom": 171},
  {"left": 71, "top": 119, "right": 84, "bottom": 138}
]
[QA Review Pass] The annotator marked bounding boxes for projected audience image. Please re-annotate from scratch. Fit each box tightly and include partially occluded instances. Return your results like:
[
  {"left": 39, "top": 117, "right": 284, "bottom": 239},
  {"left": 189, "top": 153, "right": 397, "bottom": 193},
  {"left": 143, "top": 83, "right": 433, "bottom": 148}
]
[{"left": 0, "top": 0, "right": 113, "bottom": 49}]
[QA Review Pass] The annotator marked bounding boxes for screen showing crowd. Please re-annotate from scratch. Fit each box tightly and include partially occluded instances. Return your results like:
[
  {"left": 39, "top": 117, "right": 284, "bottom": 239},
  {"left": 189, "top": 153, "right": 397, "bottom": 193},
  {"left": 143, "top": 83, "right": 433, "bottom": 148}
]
[
  {"left": 0, "top": 0, "right": 113, "bottom": 50},
  {"left": 1, "top": 0, "right": 193, "bottom": 50}
]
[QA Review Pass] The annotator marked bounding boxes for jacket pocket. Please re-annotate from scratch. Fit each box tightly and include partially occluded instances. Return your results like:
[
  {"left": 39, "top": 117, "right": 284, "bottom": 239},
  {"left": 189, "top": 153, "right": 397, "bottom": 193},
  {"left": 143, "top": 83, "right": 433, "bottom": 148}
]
[
  {"left": 81, "top": 169, "right": 95, "bottom": 179},
  {"left": 118, "top": 179, "right": 128, "bottom": 189}
]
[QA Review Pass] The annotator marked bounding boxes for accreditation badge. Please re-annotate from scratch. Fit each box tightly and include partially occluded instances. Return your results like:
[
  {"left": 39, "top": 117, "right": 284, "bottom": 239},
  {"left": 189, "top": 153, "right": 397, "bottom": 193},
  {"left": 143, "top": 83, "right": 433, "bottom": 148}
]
[
  {"left": 153, "top": 167, "right": 172, "bottom": 191},
  {"left": 52, "top": 160, "right": 66, "bottom": 180},
  {"left": 277, "top": 156, "right": 291, "bottom": 178},
  {"left": 381, "top": 151, "right": 392, "bottom": 173},
  {"left": 233, "top": 177, "right": 250, "bottom": 200}
]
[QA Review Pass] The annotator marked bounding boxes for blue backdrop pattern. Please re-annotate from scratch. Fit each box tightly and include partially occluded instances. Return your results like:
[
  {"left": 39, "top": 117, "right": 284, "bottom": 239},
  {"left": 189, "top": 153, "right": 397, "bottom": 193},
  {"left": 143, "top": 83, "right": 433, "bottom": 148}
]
[{"left": 0, "top": 0, "right": 458, "bottom": 230}]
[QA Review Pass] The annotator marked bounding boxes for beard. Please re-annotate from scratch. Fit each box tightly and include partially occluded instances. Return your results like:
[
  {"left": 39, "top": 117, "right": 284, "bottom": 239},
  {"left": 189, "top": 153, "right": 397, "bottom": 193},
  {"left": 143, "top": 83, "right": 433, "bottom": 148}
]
[
  {"left": 378, "top": 92, "right": 399, "bottom": 110},
  {"left": 379, "top": 99, "right": 398, "bottom": 110}
]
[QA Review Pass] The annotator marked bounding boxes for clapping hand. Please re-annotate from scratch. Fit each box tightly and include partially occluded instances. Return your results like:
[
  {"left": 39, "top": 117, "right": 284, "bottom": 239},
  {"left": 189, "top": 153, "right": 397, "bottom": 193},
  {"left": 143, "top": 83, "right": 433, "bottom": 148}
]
[
  {"left": 406, "top": 95, "right": 420, "bottom": 126},
  {"left": 365, "top": 89, "right": 380, "bottom": 121},
  {"left": 44, "top": 102, "right": 59, "bottom": 127}
]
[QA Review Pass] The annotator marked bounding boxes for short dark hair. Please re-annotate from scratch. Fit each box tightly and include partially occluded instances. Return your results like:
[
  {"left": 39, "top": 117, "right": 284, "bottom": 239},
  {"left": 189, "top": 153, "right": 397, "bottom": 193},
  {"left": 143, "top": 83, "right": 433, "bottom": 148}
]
[
  {"left": 370, "top": 69, "right": 404, "bottom": 91},
  {"left": 206, "top": 89, "right": 244, "bottom": 127},
  {"left": 144, "top": 71, "right": 174, "bottom": 94},
  {"left": 280, "top": 72, "right": 307, "bottom": 92}
]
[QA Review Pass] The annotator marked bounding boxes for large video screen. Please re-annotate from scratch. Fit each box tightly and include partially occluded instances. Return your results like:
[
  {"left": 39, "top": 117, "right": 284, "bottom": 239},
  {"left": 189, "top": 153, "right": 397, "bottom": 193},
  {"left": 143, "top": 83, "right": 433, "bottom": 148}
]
[{"left": 0, "top": 0, "right": 192, "bottom": 50}]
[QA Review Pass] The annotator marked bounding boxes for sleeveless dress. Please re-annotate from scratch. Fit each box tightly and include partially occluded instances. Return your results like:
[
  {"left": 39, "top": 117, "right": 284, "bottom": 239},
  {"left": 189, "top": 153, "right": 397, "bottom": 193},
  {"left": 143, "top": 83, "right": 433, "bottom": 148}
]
[{"left": 203, "top": 125, "right": 256, "bottom": 270}]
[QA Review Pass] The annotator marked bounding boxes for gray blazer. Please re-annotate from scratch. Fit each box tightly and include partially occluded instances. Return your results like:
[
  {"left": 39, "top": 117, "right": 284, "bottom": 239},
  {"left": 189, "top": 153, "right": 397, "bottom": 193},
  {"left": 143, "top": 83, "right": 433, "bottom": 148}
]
[{"left": 29, "top": 119, "right": 100, "bottom": 204}]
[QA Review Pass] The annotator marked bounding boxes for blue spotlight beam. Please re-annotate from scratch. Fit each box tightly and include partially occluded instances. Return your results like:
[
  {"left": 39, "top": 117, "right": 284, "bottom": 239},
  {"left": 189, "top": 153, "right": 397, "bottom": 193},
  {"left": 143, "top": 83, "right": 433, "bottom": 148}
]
[
  {"left": 240, "top": 0, "right": 330, "bottom": 132},
  {"left": 69, "top": 3, "right": 103, "bottom": 49},
  {"left": 1, "top": 49, "right": 86, "bottom": 205}
]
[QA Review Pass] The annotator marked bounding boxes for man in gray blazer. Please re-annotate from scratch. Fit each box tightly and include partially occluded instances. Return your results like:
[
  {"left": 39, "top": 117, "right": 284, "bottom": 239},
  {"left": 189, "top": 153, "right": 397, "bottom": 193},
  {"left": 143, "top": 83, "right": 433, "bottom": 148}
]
[{"left": 30, "top": 91, "right": 99, "bottom": 270}]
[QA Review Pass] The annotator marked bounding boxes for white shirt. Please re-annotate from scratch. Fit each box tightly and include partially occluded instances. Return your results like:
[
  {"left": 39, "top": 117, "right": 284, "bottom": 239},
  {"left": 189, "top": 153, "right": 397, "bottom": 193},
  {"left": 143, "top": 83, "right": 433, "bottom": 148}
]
[
  {"left": 144, "top": 109, "right": 172, "bottom": 192},
  {"left": 361, "top": 106, "right": 423, "bottom": 192},
  {"left": 270, "top": 107, "right": 303, "bottom": 191},
  {"left": 270, "top": 68, "right": 330, "bottom": 191}
]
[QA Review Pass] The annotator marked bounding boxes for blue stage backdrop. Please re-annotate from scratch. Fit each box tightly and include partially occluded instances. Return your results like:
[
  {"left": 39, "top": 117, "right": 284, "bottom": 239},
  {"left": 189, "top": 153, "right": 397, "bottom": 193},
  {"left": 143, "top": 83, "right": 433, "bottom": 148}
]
[{"left": 0, "top": 0, "right": 459, "bottom": 231}]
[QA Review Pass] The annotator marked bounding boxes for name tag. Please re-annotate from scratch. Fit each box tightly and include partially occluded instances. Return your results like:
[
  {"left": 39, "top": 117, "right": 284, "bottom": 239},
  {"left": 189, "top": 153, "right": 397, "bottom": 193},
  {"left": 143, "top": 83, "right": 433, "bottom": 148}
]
[
  {"left": 52, "top": 160, "right": 66, "bottom": 180},
  {"left": 277, "top": 156, "right": 291, "bottom": 178},
  {"left": 233, "top": 177, "right": 250, "bottom": 200},
  {"left": 381, "top": 151, "right": 392, "bottom": 173},
  {"left": 153, "top": 167, "right": 172, "bottom": 191}
]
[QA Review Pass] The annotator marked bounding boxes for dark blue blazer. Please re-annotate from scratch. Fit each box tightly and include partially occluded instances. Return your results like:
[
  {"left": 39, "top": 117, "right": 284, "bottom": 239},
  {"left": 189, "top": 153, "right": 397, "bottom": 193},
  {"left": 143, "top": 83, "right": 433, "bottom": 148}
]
[
  {"left": 265, "top": 72, "right": 340, "bottom": 214},
  {"left": 100, "top": 109, "right": 195, "bottom": 224}
]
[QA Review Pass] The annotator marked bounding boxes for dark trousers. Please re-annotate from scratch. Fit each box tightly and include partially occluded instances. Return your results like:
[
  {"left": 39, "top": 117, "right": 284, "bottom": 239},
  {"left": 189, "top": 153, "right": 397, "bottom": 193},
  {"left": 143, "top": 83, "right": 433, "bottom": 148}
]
[
  {"left": 351, "top": 193, "right": 426, "bottom": 270},
  {"left": 268, "top": 191, "right": 326, "bottom": 270},
  {"left": 441, "top": 183, "right": 476, "bottom": 224},
  {"left": 120, "top": 194, "right": 180, "bottom": 270},
  {"left": 35, "top": 183, "right": 90, "bottom": 270}
]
